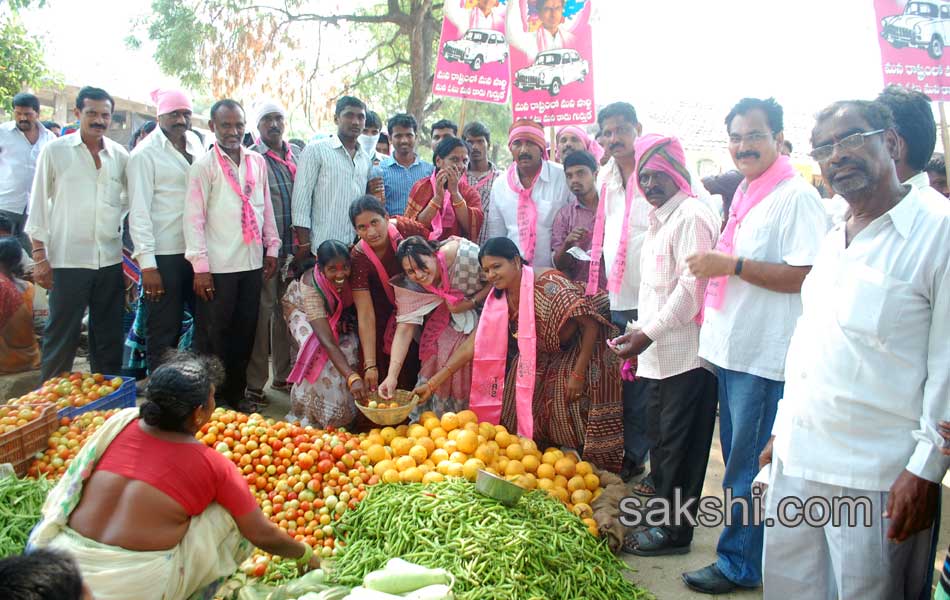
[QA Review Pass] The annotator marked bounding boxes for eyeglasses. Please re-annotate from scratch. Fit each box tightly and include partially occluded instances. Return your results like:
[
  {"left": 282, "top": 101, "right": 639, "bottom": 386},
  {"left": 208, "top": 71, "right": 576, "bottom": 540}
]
[
  {"left": 809, "top": 130, "right": 884, "bottom": 162},
  {"left": 728, "top": 132, "right": 771, "bottom": 145}
]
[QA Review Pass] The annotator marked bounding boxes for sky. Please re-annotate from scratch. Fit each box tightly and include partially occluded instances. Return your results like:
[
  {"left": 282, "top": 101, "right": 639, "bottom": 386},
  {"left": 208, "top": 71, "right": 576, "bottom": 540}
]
[{"left": 18, "top": 0, "right": 898, "bottom": 122}]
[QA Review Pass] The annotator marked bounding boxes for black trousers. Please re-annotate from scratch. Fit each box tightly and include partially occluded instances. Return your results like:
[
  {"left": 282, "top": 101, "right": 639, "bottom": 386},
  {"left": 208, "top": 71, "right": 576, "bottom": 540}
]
[
  {"left": 194, "top": 269, "right": 262, "bottom": 406},
  {"left": 42, "top": 265, "right": 124, "bottom": 380},
  {"left": 643, "top": 366, "right": 718, "bottom": 545},
  {"left": 144, "top": 254, "right": 194, "bottom": 373}
]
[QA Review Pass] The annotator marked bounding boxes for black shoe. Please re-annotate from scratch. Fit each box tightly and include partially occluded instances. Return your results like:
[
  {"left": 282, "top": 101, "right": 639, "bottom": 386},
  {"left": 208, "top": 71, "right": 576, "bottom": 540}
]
[
  {"left": 620, "top": 459, "right": 645, "bottom": 482},
  {"left": 682, "top": 564, "right": 738, "bottom": 595}
]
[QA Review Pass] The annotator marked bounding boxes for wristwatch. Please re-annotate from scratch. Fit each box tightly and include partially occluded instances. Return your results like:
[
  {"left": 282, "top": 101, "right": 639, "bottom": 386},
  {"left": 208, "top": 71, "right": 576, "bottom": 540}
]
[{"left": 734, "top": 257, "right": 744, "bottom": 276}]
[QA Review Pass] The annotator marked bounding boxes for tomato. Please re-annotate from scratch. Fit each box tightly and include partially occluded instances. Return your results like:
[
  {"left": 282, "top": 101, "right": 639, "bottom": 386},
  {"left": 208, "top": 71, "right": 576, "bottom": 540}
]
[{"left": 317, "top": 459, "right": 333, "bottom": 474}]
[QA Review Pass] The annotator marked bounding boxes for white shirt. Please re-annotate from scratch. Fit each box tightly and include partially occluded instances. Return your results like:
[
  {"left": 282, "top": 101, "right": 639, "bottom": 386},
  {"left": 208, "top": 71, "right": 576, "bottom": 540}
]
[
  {"left": 127, "top": 128, "right": 205, "bottom": 270},
  {"left": 184, "top": 146, "right": 280, "bottom": 274},
  {"left": 597, "top": 158, "right": 651, "bottom": 311},
  {"left": 638, "top": 192, "right": 720, "bottom": 379},
  {"left": 0, "top": 121, "right": 55, "bottom": 214},
  {"left": 486, "top": 161, "right": 571, "bottom": 268},
  {"left": 773, "top": 188, "right": 950, "bottom": 490},
  {"left": 25, "top": 133, "right": 129, "bottom": 269},
  {"left": 698, "top": 176, "right": 828, "bottom": 381},
  {"left": 291, "top": 135, "right": 373, "bottom": 249}
]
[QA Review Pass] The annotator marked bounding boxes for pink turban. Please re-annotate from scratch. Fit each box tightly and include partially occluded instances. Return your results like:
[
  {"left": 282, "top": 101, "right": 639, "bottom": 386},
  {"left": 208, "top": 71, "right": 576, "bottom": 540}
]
[
  {"left": 555, "top": 125, "right": 605, "bottom": 164},
  {"left": 634, "top": 133, "right": 692, "bottom": 197},
  {"left": 508, "top": 119, "right": 549, "bottom": 160},
  {"left": 150, "top": 88, "right": 192, "bottom": 116}
]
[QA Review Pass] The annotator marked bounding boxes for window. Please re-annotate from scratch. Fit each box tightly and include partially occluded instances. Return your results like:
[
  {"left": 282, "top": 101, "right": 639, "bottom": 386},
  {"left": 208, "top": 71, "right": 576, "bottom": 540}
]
[{"left": 941, "top": 5, "right": 950, "bottom": 18}]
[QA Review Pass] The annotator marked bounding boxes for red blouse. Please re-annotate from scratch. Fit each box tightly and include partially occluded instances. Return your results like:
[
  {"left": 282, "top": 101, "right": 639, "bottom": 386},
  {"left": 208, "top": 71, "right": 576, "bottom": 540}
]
[{"left": 95, "top": 419, "right": 258, "bottom": 518}]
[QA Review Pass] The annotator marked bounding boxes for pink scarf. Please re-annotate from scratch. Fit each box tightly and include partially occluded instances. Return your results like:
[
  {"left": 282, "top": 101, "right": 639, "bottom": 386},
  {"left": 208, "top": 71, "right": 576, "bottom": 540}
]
[
  {"left": 704, "top": 155, "right": 797, "bottom": 313},
  {"left": 584, "top": 183, "right": 609, "bottom": 296},
  {"left": 506, "top": 164, "right": 542, "bottom": 263},
  {"left": 556, "top": 125, "right": 605, "bottom": 164},
  {"left": 359, "top": 222, "right": 404, "bottom": 352},
  {"left": 265, "top": 143, "right": 296, "bottom": 180},
  {"left": 214, "top": 144, "right": 260, "bottom": 245},
  {"left": 470, "top": 266, "right": 536, "bottom": 439},
  {"left": 427, "top": 172, "right": 456, "bottom": 241},
  {"left": 587, "top": 170, "right": 636, "bottom": 295},
  {"left": 418, "top": 251, "right": 464, "bottom": 361},
  {"left": 287, "top": 270, "right": 352, "bottom": 384}
]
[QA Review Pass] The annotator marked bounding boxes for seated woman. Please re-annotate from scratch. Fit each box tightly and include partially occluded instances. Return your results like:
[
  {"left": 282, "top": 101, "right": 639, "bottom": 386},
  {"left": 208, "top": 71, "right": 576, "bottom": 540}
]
[
  {"left": 378, "top": 236, "right": 489, "bottom": 417},
  {"left": 282, "top": 240, "right": 365, "bottom": 428},
  {"left": 349, "top": 195, "right": 430, "bottom": 394},
  {"left": 429, "top": 237, "right": 624, "bottom": 472},
  {"left": 29, "top": 352, "right": 319, "bottom": 600},
  {"left": 404, "top": 137, "right": 484, "bottom": 242},
  {"left": 0, "top": 237, "right": 40, "bottom": 374}
]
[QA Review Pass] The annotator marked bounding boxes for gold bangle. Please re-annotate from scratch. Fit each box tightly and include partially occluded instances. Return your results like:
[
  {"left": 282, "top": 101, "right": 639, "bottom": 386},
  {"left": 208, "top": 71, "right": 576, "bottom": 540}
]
[
  {"left": 347, "top": 373, "right": 362, "bottom": 389},
  {"left": 451, "top": 196, "right": 466, "bottom": 207}
]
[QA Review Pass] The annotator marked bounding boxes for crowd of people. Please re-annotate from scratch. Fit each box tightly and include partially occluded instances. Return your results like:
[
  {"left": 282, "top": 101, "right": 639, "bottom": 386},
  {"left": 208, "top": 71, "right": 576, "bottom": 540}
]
[{"left": 0, "top": 81, "right": 947, "bottom": 600}]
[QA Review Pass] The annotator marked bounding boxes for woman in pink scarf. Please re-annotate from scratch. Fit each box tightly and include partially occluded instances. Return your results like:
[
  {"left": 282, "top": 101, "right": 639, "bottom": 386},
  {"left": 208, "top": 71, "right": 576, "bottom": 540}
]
[
  {"left": 281, "top": 240, "right": 364, "bottom": 428},
  {"left": 464, "top": 237, "right": 623, "bottom": 472},
  {"left": 377, "top": 235, "right": 490, "bottom": 417}
]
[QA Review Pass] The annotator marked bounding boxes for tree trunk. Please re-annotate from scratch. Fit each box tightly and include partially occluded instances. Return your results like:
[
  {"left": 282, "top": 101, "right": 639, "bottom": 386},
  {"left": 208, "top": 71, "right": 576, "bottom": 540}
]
[{"left": 406, "top": 0, "right": 437, "bottom": 125}]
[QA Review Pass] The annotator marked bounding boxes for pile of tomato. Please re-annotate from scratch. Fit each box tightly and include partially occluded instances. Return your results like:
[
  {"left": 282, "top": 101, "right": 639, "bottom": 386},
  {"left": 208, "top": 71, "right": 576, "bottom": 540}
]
[
  {"left": 196, "top": 409, "right": 378, "bottom": 559},
  {"left": 28, "top": 410, "right": 120, "bottom": 478},
  {"left": 8, "top": 372, "right": 124, "bottom": 412}
]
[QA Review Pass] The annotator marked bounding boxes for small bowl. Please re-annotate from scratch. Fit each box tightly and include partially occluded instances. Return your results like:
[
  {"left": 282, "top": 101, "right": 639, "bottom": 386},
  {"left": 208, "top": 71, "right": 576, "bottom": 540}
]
[
  {"left": 355, "top": 390, "right": 419, "bottom": 426},
  {"left": 475, "top": 469, "right": 524, "bottom": 507}
]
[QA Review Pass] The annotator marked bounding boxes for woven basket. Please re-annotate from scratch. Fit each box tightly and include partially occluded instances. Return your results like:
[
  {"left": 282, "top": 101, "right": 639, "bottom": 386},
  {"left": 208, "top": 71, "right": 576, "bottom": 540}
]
[
  {"left": 0, "top": 403, "right": 59, "bottom": 476},
  {"left": 355, "top": 390, "right": 419, "bottom": 426}
]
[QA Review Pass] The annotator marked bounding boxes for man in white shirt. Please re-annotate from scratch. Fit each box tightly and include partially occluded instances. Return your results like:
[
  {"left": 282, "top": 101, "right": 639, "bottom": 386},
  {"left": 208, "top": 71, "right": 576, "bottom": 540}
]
[
  {"left": 485, "top": 118, "right": 571, "bottom": 268},
  {"left": 682, "top": 98, "right": 828, "bottom": 594},
  {"left": 185, "top": 99, "right": 280, "bottom": 411},
  {"left": 26, "top": 87, "right": 129, "bottom": 380},
  {"left": 128, "top": 88, "right": 203, "bottom": 375},
  {"left": 760, "top": 99, "right": 949, "bottom": 600},
  {"left": 0, "top": 93, "right": 55, "bottom": 252},
  {"left": 611, "top": 134, "right": 720, "bottom": 557}
]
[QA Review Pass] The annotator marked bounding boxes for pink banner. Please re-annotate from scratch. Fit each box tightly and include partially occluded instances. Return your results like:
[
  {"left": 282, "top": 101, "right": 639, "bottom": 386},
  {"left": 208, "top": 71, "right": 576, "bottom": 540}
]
[
  {"left": 507, "top": 0, "right": 594, "bottom": 126},
  {"left": 432, "top": 1, "right": 511, "bottom": 104},
  {"left": 874, "top": 0, "right": 949, "bottom": 101}
]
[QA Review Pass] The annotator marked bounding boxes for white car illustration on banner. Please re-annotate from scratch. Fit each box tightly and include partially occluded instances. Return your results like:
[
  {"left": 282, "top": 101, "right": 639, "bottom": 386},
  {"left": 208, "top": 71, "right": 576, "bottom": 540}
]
[
  {"left": 514, "top": 49, "right": 589, "bottom": 96},
  {"left": 881, "top": 0, "right": 950, "bottom": 59},
  {"left": 442, "top": 28, "right": 509, "bottom": 71}
]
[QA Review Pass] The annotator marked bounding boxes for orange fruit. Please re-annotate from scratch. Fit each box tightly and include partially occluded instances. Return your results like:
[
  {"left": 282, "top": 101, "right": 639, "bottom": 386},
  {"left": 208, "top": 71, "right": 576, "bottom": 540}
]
[
  {"left": 521, "top": 438, "right": 539, "bottom": 456},
  {"left": 494, "top": 430, "right": 512, "bottom": 449},
  {"left": 448, "top": 429, "right": 461, "bottom": 442},
  {"left": 521, "top": 454, "right": 540, "bottom": 473},
  {"left": 409, "top": 445, "right": 428, "bottom": 463},
  {"left": 567, "top": 475, "right": 587, "bottom": 493},
  {"left": 423, "top": 416, "right": 441, "bottom": 431},
  {"left": 505, "top": 460, "right": 526, "bottom": 477},
  {"left": 382, "top": 469, "right": 400, "bottom": 484},
  {"left": 437, "top": 460, "right": 452, "bottom": 475},
  {"left": 496, "top": 456, "right": 510, "bottom": 473},
  {"left": 517, "top": 473, "right": 537, "bottom": 491},
  {"left": 575, "top": 461, "right": 593, "bottom": 477},
  {"left": 395, "top": 455, "right": 416, "bottom": 471},
  {"left": 457, "top": 409, "right": 478, "bottom": 426},
  {"left": 430, "top": 448, "right": 449, "bottom": 464},
  {"left": 505, "top": 443, "right": 524, "bottom": 461},
  {"left": 419, "top": 410, "right": 437, "bottom": 423},
  {"left": 380, "top": 427, "right": 397, "bottom": 444},
  {"left": 366, "top": 444, "right": 390, "bottom": 464},
  {"left": 408, "top": 424, "right": 429, "bottom": 439},
  {"left": 430, "top": 427, "right": 447, "bottom": 440},
  {"left": 475, "top": 444, "right": 498, "bottom": 465},
  {"left": 583, "top": 473, "right": 600, "bottom": 491},
  {"left": 571, "top": 489, "right": 593, "bottom": 505},
  {"left": 537, "top": 478, "right": 555, "bottom": 491},
  {"left": 554, "top": 457, "right": 577, "bottom": 478},
  {"left": 450, "top": 451, "right": 468, "bottom": 464},
  {"left": 554, "top": 475, "right": 568, "bottom": 490},
  {"left": 440, "top": 412, "right": 460, "bottom": 432},
  {"left": 400, "top": 467, "right": 423, "bottom": 483},
  {"left": 457, "top": 430, "right": 478, "bottom": 454},
  {"left": 446, "top": 462, "right": 464, "bottom": 478},
  {"left": 462, "top": 458, "right": 486, "bottom": 481},
  {"left": 542, "top": 450, "right": 561, "bottom": 466},
  {"left": 391, "top": 437, "right": 413, "bottom": 456},
  {"left": 417, "top": 437, "right": 436, "bottom": 456},
  {"left": 550, "top": 487, "right": 569, "bottom": 503},
  {"left": 536, "top": 463, "right": 555, "bottom": 480},
  {"left": 374, "top": 459, "right": 394, "bottom": 474},
  {"left": 443, "top": 440, "right": 459, "bottom": 454},
  {"left": 582, "top": 517, "right": 599, "bottom": 537},
  {"left": 478, "top": 422, "right": 497, "bottom": 440},
  {"left": 422, "top": 471, "right": 444, "bottom": 484}
]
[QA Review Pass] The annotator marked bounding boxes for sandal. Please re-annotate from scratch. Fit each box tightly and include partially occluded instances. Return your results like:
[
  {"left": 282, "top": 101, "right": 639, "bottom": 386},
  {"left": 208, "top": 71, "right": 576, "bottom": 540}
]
[
  {"left": 270, "top": 380, "right": 291, "bottom": 392},
  {"left": 621, "top": 527, "right": 690, "bottom": 557},
  {"left": 632, "top": 475, "right": 656, "bottom": 497},
  {"left": 245, "top": 388, "right": 269, "bottom": 408}
]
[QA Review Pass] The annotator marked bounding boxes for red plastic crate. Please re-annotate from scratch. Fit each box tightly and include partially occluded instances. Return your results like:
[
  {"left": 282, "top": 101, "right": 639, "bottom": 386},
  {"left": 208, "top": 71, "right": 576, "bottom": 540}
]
[{"left": 0, "top": 404, "right": 59, "bottom": 476}]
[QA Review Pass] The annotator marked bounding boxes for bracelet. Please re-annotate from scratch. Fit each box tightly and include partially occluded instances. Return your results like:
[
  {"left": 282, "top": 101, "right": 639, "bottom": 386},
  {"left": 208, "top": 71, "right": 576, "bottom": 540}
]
[
  {"left": 347, "top": 373, "right": 362, "bottom": 389},
  {"left": 570, "top": 370, "right": 585, "bottom": 382},
  {"left": 426, "top": 380, "right": 436, "bottom": 395},
  {"left": 33, "top": 258, "right": 48, "bottom": 265},
  {"left": 297, "top": 243, "right": 311, "bottom": 248},
  {"left": 451, "top": 196, "right": 466, "bottom": 208},
  {"left": 296, "top": 543, "right": 314, "bottom": 567},
  {"left": 734, "top": 257, "right": 744, "bottom": 276},
  {"left": 364, "top": 365, "right": 378, "bottom": 373}
]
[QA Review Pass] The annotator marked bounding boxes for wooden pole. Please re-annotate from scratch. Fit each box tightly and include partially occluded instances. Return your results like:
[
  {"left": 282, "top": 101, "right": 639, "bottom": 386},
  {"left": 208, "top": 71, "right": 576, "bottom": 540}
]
[
  {"left": 940, "top": 101, "right": 950, "bottom": 187},
  {"left": 549, "top": 126, "right": 557, "bottom": 160},
  {"left": 459, "top": 100, "right": 469, "bottom": 132}
]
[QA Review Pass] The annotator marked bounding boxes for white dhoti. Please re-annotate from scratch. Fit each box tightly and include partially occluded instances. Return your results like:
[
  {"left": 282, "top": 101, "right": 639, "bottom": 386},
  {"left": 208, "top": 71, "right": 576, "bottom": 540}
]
[{"left": 762, "top": 457, "right": 932, "bottom": 600}]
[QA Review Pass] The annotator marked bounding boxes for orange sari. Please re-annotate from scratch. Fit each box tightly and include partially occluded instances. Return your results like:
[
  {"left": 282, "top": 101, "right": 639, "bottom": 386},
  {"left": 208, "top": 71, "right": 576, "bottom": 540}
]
[
  {"left": 0, "top": 276, "right": 40, "bottom": 374},
  {"left": 404, "top": 177, "right": 484, "bottom": 242}
]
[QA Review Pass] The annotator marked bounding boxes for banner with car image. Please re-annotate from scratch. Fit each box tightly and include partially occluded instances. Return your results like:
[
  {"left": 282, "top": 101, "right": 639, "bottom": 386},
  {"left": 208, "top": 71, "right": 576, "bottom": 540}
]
[
  {"left": 507, "top": 0, "right": 595, "bottom": 126},
  {"left": 874, "top": 0, "right": 949, "bottom": 101},
  {"left": 433, "top": 0, "right": 511, "bottom": 104}
]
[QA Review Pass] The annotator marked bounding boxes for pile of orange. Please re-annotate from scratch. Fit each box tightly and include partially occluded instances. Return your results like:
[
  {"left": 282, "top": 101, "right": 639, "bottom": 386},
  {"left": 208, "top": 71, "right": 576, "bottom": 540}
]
[{"left": 360, "top": 409, "right": 602, "bottom": 535}]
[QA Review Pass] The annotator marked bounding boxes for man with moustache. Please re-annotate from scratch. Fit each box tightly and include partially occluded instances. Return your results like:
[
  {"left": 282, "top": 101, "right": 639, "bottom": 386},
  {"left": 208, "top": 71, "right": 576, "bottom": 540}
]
[
  {"left": 682, "top": 97, "right": 827, "bottom": 594},
  {"left": 760, "top": 99, "right": 949, "bottom": 599},
  {"left": 292, "top": 96, "right": 381, "bottom": 253},
  {"left": 185, "top": 99, "right": 280, "bottom": 411},
  {"left": 0, "top": 93, "right": 55, "bottom": 252},
  {"left": 555, "top": 125, "right": 604, "bottom": 164},
  {"left": 485, "top": 118, "right": 571, "bottom": 268},
  {"left": 26, "top": 87, "right": 129, "bottom": 379},
  {"left": 380, "top": 113, "right": 434, "bottom": 216},
  {"left": 246, "top": 100, "right": 298, "bottom": 403},
  {"left": 128, "top": 88, "right": 204, "bottom": 375},
  {"left": 551, "top": 150, "right": 606, "bottom": 290},
  {"left": 611, "top": 133, "right": 720, "bottom": 557},
  {"left": 461, "top": 121, "right": 500, "bottom": 245}
]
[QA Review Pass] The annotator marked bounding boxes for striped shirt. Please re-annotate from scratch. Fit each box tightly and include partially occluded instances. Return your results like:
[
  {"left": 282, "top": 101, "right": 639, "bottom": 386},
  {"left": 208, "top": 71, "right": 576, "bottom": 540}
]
[
  {"left": 381, "top": 154, "right": 434, "bottom": 216},
  {"left": 255, "top": 141, "right": 298, "bottom": 257},
  {"left": 291, "top": 135, "right": 373, "bottom": 250}
]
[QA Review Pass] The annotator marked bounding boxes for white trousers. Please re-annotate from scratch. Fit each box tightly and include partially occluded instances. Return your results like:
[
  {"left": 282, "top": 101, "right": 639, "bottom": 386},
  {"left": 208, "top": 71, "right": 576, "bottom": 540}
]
[{"left": 762, "top": 457, "right": 931, "bottom": 600}]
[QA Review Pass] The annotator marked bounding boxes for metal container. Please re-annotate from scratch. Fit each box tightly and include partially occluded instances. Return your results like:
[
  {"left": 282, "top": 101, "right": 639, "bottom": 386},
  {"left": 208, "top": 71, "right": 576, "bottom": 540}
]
[{"left": 475, "top": 469, "right": 524, "bottom": 507}]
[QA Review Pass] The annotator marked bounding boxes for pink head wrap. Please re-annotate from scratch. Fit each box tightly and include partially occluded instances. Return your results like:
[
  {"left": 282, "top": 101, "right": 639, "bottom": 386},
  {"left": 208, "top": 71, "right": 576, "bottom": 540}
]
[
  {"left": 507, "top": 119, "right": 549, "bottom": 160},
  {"left": 150, "top": 88, "right": 192, "bottom": 116},
  {"left": 634, "top": 133, "right": 692, "bottom": 197},
  {"left": 556, "top": 125, "right": 605, "bottom": 164}
]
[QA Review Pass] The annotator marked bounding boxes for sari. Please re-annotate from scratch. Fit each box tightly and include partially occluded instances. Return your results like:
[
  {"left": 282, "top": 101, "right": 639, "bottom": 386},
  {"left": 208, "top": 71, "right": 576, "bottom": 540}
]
[
  {"left": 28, "top": 408, "right": 253, "bottom": 600},
  {"left": 499, "top": 271, "right": 624, "bottom": 473},
  {"left": 0, "top": 274, "right": 40, "bottom": 374},
  {"left": 404, "top": 176, "right": 484, "bottom": 242},
  {"left": 390, "top": 237, "right": 484, "bottom": 417},
  {"left": 281, "top": 269, "right": 360, "bottom": 428}
]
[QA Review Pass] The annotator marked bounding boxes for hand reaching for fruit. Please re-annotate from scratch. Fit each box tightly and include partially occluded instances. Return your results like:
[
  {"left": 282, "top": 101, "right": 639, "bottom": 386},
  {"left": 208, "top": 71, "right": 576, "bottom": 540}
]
[{"left": 377, "top": 376, "right": 398, "bottom": 400}]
